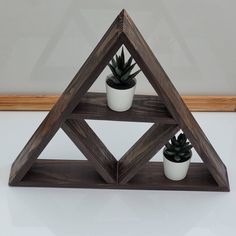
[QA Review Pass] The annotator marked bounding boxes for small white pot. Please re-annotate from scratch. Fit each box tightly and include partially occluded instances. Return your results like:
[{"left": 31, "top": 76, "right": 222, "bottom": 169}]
[
  {"left": 163, "top": 156, "right": 191, "bottom": 181},
  {"left": 106, "top": 76, "right": 136, "bottom": 112}
]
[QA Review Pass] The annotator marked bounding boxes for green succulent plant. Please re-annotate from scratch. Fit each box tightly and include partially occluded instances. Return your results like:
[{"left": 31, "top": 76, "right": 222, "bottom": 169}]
[
  {"left": 163, "top": 133, "right": 193, "bottom": 163},
  {"left": 107, "top": 47, "right": 141, "bottom": 89}
]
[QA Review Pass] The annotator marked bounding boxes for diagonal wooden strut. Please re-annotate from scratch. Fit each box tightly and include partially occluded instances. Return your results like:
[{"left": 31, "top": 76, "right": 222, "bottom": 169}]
[
  {"left": 9, "top": 11, "right": 125, "bottom": 185},
  {"left": 9, "top": 9, "right": 229, "bottom": 191},
  {"left": 118, "top": 124, "right": 179, "bottom": 184},
  {"left": 62, "top": 119, "right": 117, "bottom": 184},
  {"left": 120, "top": 10, "right": 229, "bottom": 189}
]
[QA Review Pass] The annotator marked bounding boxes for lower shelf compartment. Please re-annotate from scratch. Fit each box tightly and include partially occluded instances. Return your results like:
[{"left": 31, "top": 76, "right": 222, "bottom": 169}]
[{"left": 10, "top": 160, "right": 228, "bottom": 191}]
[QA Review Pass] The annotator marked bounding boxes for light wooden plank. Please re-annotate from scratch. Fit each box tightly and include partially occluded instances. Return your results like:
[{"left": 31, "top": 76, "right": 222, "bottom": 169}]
[
  {"left": 182, "top": 96, "right": 236, "bottom": 112},
  {"left": 1, "top": 95, "right": 235, "bottom": 111}
]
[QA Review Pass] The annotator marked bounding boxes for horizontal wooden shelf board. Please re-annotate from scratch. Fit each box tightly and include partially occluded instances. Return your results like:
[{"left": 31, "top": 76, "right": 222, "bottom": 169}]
[
  {"left": 0, "top": 94, "right": 235, "bottom": 112},
  {"left": 71, "top": 93, "right": 176, "bottom": 123},
  {"left": 8, "top": 10, "right": 230, "bottom": 192},
  {"left": 10, "top": 160, "right": 228, "bottom": 191}
]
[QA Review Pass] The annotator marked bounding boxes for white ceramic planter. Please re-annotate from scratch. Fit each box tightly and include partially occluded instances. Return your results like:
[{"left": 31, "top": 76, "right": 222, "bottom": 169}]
[
  {"left": 163, "top": 156, "right": 191, "bottom": 181},
  {"left": 106, "top": 77, "right": 136, "bottom": 112}
]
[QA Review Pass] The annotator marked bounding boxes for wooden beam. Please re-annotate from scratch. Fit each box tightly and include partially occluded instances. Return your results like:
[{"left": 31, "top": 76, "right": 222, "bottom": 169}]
[
  {"left": 8, "top": 10, "right": 124, "bottom": 185},
  {"left": 15, "top": 160, "right": 228, "bottom": 191},
  {"left": 62, "top": 119, "right": 117, "bottom": 184},
  {"left": 0, "top": 95, "right": 235, "bottom": 112},
  {"left": 71, "top": 93, "right": 176, "bottom": 123},
  {"left": 182, "top": 96, "right": 236, "bottom": 112},
  {"left": 118, "top": 123, "right": 179, "bottom": 184},
  {"left": 0, "top": 95, "right": 59, "bottom": 111},
  {"left": 121, "top": 10, "right": 229, "bottom": 189}
]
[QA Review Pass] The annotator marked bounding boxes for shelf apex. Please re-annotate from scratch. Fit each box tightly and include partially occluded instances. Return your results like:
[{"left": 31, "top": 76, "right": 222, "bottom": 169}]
[{"left": 9, "top": 9, "right": 229, "bottom": 191}]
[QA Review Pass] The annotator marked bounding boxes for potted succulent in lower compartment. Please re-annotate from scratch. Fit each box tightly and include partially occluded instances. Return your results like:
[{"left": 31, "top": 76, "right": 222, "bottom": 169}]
[
  {"left": 106, "top": 47, "right": 141, "bottom": 112},
  {"left": 163, "top": 133, "right": 193, "bottom": 181}
]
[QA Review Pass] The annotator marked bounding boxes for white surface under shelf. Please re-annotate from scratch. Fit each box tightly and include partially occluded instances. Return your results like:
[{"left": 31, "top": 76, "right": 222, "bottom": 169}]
[{"left": 0, "top": 111, "right": 235, "bottom": 236}]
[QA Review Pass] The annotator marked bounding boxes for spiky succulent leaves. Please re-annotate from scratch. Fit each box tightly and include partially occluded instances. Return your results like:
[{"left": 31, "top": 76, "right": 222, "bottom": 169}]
[
  {"left": 107, "top": 47, "right": 141, "bottom": 89},
  {"left": 108, "top": 64, "right": 121, "bottom": 84},
  {"left": 124, "top": 69, "right": 142, "bottom": 84},
  {"left": 120, "top": 47, "right": 125, "bottom": 68},
  {"left": 125, "top": 56, "right": 133, "bottom": 70},
  {"left": 120, "top": 63, "right": 136, "bottom": 82},
  {"left": 164, "top": 133, "right": 193, "bottom": 163},
  {"left": 108, "top": 74, "right": 122, "bottom": 85}
]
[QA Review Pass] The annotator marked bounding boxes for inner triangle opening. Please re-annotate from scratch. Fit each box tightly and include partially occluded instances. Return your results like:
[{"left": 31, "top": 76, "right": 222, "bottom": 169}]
[
  {"left": 86, "top": 120, "right": 153, "bottom": 160},
  {"left": 38, "top": 128, "right": 86, "bottom": 160}
]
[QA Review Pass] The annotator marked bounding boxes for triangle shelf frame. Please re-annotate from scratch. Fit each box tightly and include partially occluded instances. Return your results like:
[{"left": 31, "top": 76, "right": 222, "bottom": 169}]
[{"left": 9, "top": 10, "right": 229, "bottom": 191}]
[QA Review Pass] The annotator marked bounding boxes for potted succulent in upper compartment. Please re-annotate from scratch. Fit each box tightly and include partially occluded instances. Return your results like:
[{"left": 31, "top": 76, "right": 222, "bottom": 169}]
[
  {"left": 163, "top": 133, "right": 193, "bottom": 181},
  {"left": 106, "top": 47, "right": 141, "bottom": 112}
]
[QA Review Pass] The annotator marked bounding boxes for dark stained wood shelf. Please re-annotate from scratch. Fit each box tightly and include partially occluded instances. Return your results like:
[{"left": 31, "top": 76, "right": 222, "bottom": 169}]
[
  {"left": 9, "top": 9, "right": 229, "bottom": 192},
  {"left": 70, "top": 92, "right": 176, "bottom": 124},
  {"left": 14, "top": 160, "right": 227, "bottom": 191}
]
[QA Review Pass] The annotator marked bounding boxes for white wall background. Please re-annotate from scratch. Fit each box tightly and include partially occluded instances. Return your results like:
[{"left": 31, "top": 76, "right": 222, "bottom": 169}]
[{"left": 0, "top": 0, "right": 235, "bottom": 95}]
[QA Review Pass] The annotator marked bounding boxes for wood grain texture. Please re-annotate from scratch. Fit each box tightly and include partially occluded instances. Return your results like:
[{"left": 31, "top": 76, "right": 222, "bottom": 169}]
[
  {"left": 9, "top": 10, "right": 124, "bottom": 185},
  {"left": 1, "top": 95, "right": 235, "bottom": 112},
  {"left": 182, "top": 96, "right": 236, "bottom": 112},
  {"left": 121, "top": 9, "right": 229, "bottom": 189},
  {"left": 11, "top": 160, "right": 228, "bottom": 191},
  {"left": 62, "top": 119, "right": 117, "bottom": 184},
  {"left": 71, "top": 93, "right": 176, "bottom": 123},
  {"left": 0, "top": 95, "right": 59, "bottom": 111},
  {"left": 118, "top": 123, "right": 179, "bottom": 184},
  {"left": 9, "top": 9, "right": 230, "bottom": 191}
]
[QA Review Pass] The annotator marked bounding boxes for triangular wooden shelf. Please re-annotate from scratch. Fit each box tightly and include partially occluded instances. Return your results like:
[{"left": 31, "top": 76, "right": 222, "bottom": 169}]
[{"left": 9, "top": 10, "right": 229, "bottom": 191}]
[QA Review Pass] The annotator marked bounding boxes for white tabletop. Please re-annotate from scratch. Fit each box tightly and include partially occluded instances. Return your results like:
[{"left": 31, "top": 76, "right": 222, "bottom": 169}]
[{"left": 0, "top": 111, "right": 235, "bottom": 236}]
